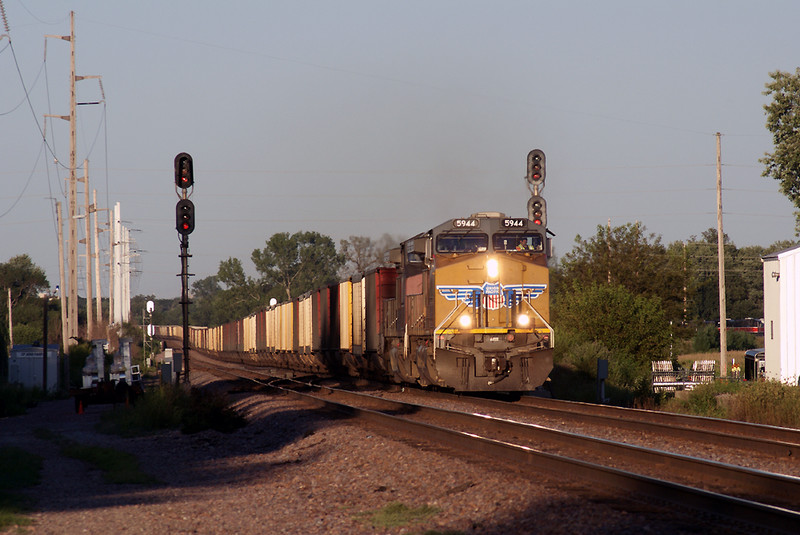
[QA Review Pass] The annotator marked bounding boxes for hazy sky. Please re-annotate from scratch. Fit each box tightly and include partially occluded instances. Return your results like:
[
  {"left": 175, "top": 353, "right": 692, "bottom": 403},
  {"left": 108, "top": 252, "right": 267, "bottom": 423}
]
[{"left": 1, "top": 0, "right": 797, "bottom": 299}]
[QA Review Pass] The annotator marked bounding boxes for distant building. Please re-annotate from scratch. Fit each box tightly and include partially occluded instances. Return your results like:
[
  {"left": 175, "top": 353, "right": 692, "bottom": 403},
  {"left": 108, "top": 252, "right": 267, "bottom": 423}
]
[{"left": 762, "top": 245, "right": 800, "bottom": 384}]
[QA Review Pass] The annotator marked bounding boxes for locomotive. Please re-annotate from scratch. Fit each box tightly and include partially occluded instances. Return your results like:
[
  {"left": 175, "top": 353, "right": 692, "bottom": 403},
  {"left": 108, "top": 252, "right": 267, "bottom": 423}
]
[{"left": 179, "top": 150, "right": 553, "bottom": 392}]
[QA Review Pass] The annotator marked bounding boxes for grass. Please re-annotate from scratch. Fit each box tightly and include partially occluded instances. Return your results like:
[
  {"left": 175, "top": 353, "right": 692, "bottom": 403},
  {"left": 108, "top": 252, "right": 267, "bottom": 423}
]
[
  {"left": 0, "top": 446, "right": 42, "bottom": 531},
  {"left": 97, "top": 383, "right": 247, "bottom": 437},
  {"left": 0, "top": 384, "right": 47, "bottom": 418},
  {"left": 662, "top": 380, "right": 800, "bottom": 428},
  {"left": 34, "top": 428, "right": 160, "bottom": 485},
  {"left": 354, "top": 502, "right": 441, "bottom": 529}
]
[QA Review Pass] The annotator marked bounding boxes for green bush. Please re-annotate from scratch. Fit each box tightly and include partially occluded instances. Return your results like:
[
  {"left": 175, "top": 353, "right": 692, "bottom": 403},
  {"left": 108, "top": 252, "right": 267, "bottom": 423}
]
[
  {"left": 693, "top": 324, "right": 717, "bottom": 352},
  {"left": 727, "top": 330, "right": 757, "bottom": 351},
  {"left": 67, "top": 342, "right": 92, "bottom": 388},
  {"left": 100, "top": 384, "right": 246, "bottom": 436},
  {"left": 561, "top": 341, "right": 612, "bottom": 376},
  {"left": 662, "top": 381, "right": 744, "bottom": 418}
]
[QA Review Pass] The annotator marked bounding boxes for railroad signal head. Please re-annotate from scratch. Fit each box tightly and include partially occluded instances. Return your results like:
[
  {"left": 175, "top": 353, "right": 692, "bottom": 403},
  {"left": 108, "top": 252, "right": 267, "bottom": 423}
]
[
  {"left": 176, "top": 198, "right": 195, "bottom": 235},
  {"left": 174, "top": 152, "right": 194, "bottom": 189},
  {"left": 527, "top": 195, "right": 547, "bottom": 227},
  {"left": 526, "top": 149, "right": 545, "bottom": 187}
]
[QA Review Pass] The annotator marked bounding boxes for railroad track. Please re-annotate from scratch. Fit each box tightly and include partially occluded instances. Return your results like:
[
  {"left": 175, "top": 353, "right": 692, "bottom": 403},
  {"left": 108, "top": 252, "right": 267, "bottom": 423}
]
[
  {"left": 391, "top": 388, "right": 800, "bottom": 459},
  {"left": 191, "top": 354, "right": 800, "bottom": 533}
]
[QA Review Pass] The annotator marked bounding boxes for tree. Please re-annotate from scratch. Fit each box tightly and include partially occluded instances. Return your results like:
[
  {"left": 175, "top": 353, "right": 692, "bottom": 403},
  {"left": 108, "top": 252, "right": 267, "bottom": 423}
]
[
  {"left": 251, "top": 231, "right": 344, "bottom": 301},
  {"left": 554, "top": 222, "right": 685, "bottom": 323},
  {"left": 0, "top": 255, "right": 51, "bottom": 375},
  {"left": 340, "top": 235, "right": 380, "bottom": 278},
  {"left": 761, "top": 68, "right": 800, "bottom": 233},
  {"left": 680, "top": 231, "right": 795, "bottom": 321},
  {"left": 553, "top": 282, "right": 670, "bottom": 389},
  {"left": 0, "top": 255, "right": 49, "bottom": 307},
  {"left": 339, "top": 233, "right": 402, "bottom": 278}
]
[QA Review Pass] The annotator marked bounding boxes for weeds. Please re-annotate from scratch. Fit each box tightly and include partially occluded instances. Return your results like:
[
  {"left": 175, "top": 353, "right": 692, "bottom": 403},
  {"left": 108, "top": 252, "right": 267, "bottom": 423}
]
[
  {"left": 660, "top": 380, "right": 800, "bottom": 428},
  {"left": 97, "top": 383, "right": 247, "bottom": 437},
  {"left": 355, "top": 502, "right": 441, "bottom": 529},
  {"left": 35, "top": 428, "right": 159, "bottom": 485},
  {"left": 0, "top": 446, "right": 42, "bottom": 531},
  {"left": 727, "top": 381, "right": 800, "bottom": 428},
  {"left": 0, "top": 384, "right": 46, "bottom": 417}
]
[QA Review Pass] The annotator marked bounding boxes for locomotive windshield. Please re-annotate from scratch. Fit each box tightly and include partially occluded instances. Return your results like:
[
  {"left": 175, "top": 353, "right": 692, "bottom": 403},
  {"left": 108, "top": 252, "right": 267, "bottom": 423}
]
[
  {"left": 493, "top": 232, "right": 544, "bottom": 252},
  {"left": 436, "top": 233, "right": 489, "bottom": 253}
]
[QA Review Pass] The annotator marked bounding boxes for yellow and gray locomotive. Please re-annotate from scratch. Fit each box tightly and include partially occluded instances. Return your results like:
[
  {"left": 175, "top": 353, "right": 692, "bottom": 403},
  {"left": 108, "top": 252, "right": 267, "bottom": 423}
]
[
  {"left": 394, "top": 210, "right": 553, "bottom": 390},
  {"left": 183, "top": 150, "right": 553, "bottom": 392}
]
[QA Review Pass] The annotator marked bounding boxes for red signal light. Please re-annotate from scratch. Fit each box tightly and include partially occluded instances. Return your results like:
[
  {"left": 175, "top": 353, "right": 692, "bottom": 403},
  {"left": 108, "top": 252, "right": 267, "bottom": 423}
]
[
  {"left": 176, "top": 199, "right": 195, "bottom": 235},
  {"left": 174, "top": 153, "right": 194, "bottom": 189},
  {"left": 527, "top": 195, "right": 546, "bottom": 227},
  {"left": 526, "top": 149, "right": 545, "bottom": 187}
]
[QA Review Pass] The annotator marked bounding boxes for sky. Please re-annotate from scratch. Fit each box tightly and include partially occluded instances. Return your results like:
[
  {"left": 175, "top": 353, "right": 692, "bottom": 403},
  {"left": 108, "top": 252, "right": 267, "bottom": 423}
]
[{"left": 1, "top": 0, "right": 798, "bottom": 300}]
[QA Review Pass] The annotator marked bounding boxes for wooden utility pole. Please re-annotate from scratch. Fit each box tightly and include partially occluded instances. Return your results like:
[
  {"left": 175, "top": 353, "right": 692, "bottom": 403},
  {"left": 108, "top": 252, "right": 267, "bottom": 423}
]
[
  {"left": 716, "top": 132, "right": 728, "bottom": 378},
  {"left": 6, "top": 289, "right": 11, "bottom": 350},
  {"left": 46, "top": 12, "right": 101, "bottom": 344},
  {"left": 67, "top": 12, "right": 78, "bottom": 344},
  {"left": 56, "top": 202, "right": 68, "bottom": 349}
]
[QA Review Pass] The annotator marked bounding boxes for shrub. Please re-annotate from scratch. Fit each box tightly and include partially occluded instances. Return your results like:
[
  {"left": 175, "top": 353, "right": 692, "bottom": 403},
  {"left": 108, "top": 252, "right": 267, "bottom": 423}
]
[
  {"left": 662, "top": 381, "right": 744, "bottom": 418},
  {"left": 693, "top": 324, "right": 718, "bottom": 352},
  {"left": 100, "top": 384, "right": 246, "bottom": 436}
]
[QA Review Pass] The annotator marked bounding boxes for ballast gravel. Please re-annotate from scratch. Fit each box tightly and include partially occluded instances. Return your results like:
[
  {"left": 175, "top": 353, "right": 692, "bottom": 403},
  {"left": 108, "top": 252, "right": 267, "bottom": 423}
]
[{"left": 0, "top": 371, "right": 748, "bottom": 534}]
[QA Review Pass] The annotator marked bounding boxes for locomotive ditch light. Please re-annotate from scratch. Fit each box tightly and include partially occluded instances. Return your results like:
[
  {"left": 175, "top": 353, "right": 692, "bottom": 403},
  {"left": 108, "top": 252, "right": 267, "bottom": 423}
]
[
  {"left": 459, "top": 314, "right": 472, "bottom": 329},
  {"left": 517, "top": 313, "right": 531, "bottom": 328}
]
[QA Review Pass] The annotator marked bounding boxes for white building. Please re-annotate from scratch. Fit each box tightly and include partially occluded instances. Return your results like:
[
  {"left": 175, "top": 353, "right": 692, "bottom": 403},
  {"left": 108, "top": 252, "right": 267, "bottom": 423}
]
[
  {"left": 762, "top": 245, "right": 800, "bottom": 385},
  {"left": 9, "top": 345, "right": 59, "bottom": 392}
]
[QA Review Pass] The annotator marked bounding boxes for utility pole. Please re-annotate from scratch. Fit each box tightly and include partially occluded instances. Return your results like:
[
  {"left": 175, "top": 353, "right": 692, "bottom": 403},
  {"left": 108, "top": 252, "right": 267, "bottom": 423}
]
[
  {"left": 92, "top": 190, "right": 103, "bottom": 327},
  {"left": 45, "top": 12, "right": 101, "bottom": 345},
  {"left": 56, "top": 202, "right": 68, "bottom": 350},
  {"left": 716, "top": 132, "right": 728, "bottom": 378},
  {"left": 82, "top": 160, "right": 93, "bottom": 338},
  {"left": 108, "top": 209, "right": 114, "bottom": 331}
]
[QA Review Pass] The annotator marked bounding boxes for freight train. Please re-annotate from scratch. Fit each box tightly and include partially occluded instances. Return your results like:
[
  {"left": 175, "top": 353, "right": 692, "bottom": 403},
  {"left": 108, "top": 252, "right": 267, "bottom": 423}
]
[{"left": 160, "top": 150, "right": 554, "bottom": 392}]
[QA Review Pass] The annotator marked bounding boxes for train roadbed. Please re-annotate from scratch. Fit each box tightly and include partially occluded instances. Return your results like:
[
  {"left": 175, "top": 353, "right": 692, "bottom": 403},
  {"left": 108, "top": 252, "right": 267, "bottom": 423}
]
[{"left": 0, "top": 371, "right": 747, "bottom": 535}]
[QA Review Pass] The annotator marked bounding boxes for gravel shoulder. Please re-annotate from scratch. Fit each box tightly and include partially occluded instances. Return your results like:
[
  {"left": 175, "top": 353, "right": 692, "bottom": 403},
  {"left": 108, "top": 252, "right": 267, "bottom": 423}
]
[{"left": 0, "top": 372, "right": 745, "bottom": 534}]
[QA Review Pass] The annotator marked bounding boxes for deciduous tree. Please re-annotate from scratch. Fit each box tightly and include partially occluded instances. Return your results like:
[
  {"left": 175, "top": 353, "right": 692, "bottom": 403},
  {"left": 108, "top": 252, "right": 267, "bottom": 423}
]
[
  {"left": 761, "top": 68, "right": 800, "bottom": 233},
  {"left": 251, "top": 231, "right": 343, "bottom": 300}
]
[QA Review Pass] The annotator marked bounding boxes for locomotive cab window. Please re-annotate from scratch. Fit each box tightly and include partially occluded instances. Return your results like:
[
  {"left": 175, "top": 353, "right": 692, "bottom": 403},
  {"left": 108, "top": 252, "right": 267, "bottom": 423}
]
[
  {"left": 436, "top": 233, "right": 489, "bottom": 253},
  {"left": 493, "top": 232, "right": 544, "bottom": 252}
]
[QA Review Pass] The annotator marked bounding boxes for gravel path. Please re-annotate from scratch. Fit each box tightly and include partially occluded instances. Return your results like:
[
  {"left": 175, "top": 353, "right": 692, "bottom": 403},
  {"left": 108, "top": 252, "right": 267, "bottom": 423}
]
[{"left": 0, "top": 372, "right": 748, "bottom": 534}]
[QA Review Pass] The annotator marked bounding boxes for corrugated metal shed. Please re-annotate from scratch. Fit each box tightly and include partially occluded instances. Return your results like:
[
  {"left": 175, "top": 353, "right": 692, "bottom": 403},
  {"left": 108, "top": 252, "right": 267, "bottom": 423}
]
[
  {"left": 9, "top": 344, "right": 59, "bottom": 392},
  {"left": 762, "top": 245, "right": 800, "bottom": 384}
]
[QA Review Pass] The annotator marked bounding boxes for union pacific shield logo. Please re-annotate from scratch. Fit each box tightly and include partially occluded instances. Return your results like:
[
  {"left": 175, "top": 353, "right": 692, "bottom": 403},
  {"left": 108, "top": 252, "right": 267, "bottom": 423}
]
[
  {"left": 483, "top": 282, "right": 502, "bottom": 310},
  {"left": 437, "top": 283, "right": 546, "bottom": 308}
]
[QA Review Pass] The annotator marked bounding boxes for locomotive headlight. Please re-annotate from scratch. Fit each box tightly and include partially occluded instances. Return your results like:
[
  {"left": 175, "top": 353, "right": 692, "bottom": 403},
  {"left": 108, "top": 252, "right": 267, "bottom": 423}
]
[
  {"left": 486, "top": 258, "right": 499, "bottom": 279},
  {"left": 516, "top": 313, "right": 531, "bottom": 327},
  {"left": 459, "top": 314, "right": 472, "bottom": 329}
]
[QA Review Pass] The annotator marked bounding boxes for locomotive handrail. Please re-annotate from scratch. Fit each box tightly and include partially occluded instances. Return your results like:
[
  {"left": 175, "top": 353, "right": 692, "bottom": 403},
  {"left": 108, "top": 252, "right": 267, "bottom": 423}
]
[
  {"left": 433, "top": 290, "right": 469, "bottom": 352},
  {"left": 520, "top": 295, "right": 554, "bottom": 348}
]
